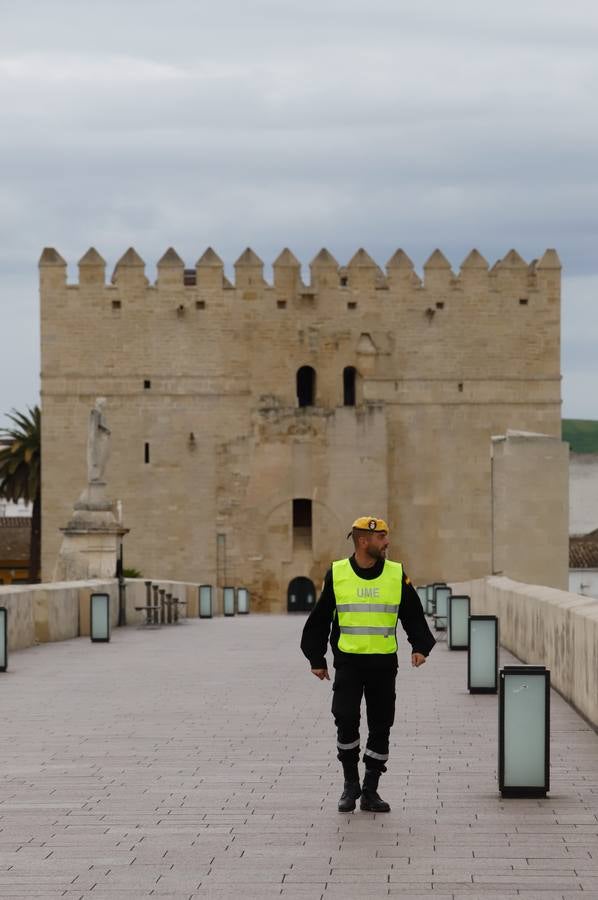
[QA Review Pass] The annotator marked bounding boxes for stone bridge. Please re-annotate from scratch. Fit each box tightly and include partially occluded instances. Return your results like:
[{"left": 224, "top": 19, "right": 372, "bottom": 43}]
[{"left": 1, "top": 592, "right": 598, "bottom": 899}]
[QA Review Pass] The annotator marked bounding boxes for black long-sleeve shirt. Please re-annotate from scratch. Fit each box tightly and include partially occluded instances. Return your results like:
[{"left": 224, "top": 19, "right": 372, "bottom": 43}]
[{"left": 300, "top": 555, "right": 435, "bottom": 670}]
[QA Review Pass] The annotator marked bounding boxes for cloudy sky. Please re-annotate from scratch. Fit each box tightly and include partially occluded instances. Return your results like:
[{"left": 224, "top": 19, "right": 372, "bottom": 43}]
[{"left": 1, "top": 0, "right": 597, "bottom": 428}]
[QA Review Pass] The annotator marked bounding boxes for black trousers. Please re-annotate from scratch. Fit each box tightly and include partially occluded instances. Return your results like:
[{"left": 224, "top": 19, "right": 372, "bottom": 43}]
[{"left": 331, "top": 665, "right": 397, "bottom": 774}]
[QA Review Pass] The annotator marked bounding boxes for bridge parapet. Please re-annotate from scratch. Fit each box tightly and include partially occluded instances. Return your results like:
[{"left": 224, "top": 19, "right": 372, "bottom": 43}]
[
  {"left": 0, "top": 577, "right": 219, "bottom": 652},
  {"left": 451, "top": 576, "right": 598, "bottom": 729}
]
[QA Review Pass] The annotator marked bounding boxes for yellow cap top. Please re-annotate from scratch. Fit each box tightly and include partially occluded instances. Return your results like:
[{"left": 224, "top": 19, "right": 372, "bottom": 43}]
[{"left": 347, "top": 516, "right": 389, "bottom": 538}]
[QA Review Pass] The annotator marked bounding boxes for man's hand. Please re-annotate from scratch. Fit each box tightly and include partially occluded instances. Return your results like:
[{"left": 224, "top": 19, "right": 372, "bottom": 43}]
[
  {"left": 311, "top": 668, "right": 330, "bottom": 680},
  {"left": 411, "top": 653, "right": 426, "bottom": 668}
]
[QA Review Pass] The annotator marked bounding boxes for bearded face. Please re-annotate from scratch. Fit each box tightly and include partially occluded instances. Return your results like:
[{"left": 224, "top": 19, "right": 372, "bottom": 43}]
[{"left": 362, "top": 531, "right": 389, "bottom": 561}]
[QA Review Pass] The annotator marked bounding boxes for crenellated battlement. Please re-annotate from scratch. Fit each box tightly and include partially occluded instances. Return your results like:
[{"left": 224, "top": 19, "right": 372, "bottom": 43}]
[
  {"left": 39, "top": 238, "right": 563, "bottom": 608},
  {"left": 39, "top": 246, "right": 561, "bottom": 293}
]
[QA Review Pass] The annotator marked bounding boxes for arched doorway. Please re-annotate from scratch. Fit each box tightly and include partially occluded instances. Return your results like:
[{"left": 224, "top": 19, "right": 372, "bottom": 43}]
[{"left": 287, "top": 576, "right": 316, "bottom": 613}]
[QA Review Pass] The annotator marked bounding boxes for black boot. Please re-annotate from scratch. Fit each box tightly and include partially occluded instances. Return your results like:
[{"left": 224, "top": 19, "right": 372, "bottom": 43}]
[
  {"left": 338, "top": 780, "right": 361, "bottom": 812},
  {"left": 360, "top": 769, "right": 391, "bottom": 813}
]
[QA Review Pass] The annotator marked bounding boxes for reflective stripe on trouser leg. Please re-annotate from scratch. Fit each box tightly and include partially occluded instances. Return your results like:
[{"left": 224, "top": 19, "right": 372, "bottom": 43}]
[
  {"left": 363, "top": 742, "right": 390, "bottom": 773},
  {"left": 336, "top": 731, "right": 360, "bottom": 763},
  {"left": 331, "top": 666, "right": 364, "bottom": 764},
  {"left": 364, "top": 748, "right": 389, "bottom": 761},
  {"left": 362, "top": 666, "right": 397, "bottom": 774}
]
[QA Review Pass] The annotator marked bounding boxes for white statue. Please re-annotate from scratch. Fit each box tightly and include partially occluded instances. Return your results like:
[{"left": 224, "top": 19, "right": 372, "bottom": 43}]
[
  {"left": 87, "top": 397, "right": 111, "bottom": 484},
  {"left": 55, "top": 397, "right": 127, "bottom": 583}
]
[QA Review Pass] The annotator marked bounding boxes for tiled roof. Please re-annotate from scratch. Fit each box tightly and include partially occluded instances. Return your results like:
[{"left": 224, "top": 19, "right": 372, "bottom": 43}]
[
  {"left": 570, "top": 529, "right": 598, "bottom": 569},
  {"left": 0, "top": 518, "right": 30, "bottom": 562}
]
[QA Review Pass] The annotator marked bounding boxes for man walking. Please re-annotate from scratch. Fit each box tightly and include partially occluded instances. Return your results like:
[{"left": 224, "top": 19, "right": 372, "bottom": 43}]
[{"left": 300, "top": 516, "right": 435, "bottom": 813}]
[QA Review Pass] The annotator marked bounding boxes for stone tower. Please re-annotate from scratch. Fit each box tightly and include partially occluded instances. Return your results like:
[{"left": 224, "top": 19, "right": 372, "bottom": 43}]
[{"left": 39, "top": 245, "right": 563, "bottom": 610}]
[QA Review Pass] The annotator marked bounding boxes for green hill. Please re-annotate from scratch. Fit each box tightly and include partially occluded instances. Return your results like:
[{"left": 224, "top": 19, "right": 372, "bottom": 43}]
[{"left": 562, "top": 419, "right": 598, "bottom": 454}]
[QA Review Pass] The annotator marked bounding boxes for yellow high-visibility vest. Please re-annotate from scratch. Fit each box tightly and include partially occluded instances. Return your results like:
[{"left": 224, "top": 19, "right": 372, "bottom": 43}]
[{"left": 332, "top": 558, "right": 403, "bottom": 654}]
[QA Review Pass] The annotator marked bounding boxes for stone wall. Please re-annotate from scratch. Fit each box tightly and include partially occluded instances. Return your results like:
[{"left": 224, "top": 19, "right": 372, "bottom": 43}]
[
  {"left": 491, "top": 431, "right": 569, "bottom": 590},
  {"left": 0, "top": 580, "right": 117, "bottom": 650},
  {"left": 40, "top": 245, "right": 563, "bottom": 609},
  {"left": 0, "top": 578, "right": 207, "bottom": 653},
  {"left": 451, "top": 576, "right": 598, "bottom": 730}
]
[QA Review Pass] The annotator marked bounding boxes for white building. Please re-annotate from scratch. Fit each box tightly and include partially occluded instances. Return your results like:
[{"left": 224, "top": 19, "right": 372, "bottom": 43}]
[
  {"left": 568, "top": 450, "right": 598, "bottom": 600},
  {"left": 569, "top": 531, "right": 598, "bottom": 601},
  {"left": 0, "top": 499, "right": 32, "bottom": 517},
  {"left": 569, "top": 453, "right": 598, "bottom": 536},
  {"left": 568, "top": 452, "right": 598, "bottom": 599}
]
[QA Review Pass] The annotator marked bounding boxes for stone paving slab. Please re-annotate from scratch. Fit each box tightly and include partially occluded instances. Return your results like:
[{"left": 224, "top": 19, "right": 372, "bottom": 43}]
[{"left": 1, "top": 614, "right": 598, "bottom": 899}]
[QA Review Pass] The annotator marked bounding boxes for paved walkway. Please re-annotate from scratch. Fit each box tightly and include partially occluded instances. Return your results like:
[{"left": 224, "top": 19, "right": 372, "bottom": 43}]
[{"left": 1, "top": 615, "right": 598, "bottom": 900}]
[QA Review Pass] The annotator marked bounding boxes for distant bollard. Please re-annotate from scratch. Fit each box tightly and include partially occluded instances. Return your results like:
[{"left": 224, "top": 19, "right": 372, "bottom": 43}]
[
  {"left": 433, "top": 585, "right": 451, "bottom": 631},
  {"left": 468, "top": 615, "right": 498, "bottom": 693},
  {"left": 166, "top": 593, "right": 173, "bottom": 624},
  {"left": 159, "top": 588, "right": 166, "bottom": 624},
  {"left": 144, "top": 581, "right": 152, "bottom": 621},
  {"left": 0, "top": 607, "right": 7, "bottom": 672},
  {"left": 90, "top": 593, "right": 111, "bottom": 642},
  {"left": 237, "top": 588, "right": 250, "bottom": 614},
  {"left": 499, "top": 665, "right": 550, "bottom": 798},
  {"left": 223, "top": 586, "right": 235, "bottom": 617},
  {"left": 199, "top": 585, "right": 213, "bottom": 618},
  {"left": 173, "top": 596, "right": 179, "bottom": 624},
  {"left": 152, "top": 584, "right": 160, "bottom": 625},
  {"left": 448, "top": 595, "right": 470, "bottom": 650}
]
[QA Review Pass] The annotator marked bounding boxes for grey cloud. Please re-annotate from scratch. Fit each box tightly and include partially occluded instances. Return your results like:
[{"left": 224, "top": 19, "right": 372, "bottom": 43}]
[
  {"left": 3, "top": 1, "right": 598, "bottom": 56},
  {"left": 1, "top": 0, "right": 597, "bottom": 426}
]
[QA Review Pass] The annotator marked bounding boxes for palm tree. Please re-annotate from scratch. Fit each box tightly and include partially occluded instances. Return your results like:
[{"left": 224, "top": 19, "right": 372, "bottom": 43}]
[{"left": 0, "top": 406, "right": 41, "bottom": 582}]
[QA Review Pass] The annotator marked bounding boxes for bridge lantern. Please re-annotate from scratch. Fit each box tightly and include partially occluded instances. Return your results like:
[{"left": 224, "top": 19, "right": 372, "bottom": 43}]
[
  {"left": 90, "top": 593, "right": 111, "bottom": 642},
  {"left": 237, "top": 588, "right": 250, "bottom": 614},
  {"left": 433, "top": 585, "right": 451, "bottom": 631},
  {"left": 199, "top": 585, "right": 213, "bottom": 618},
  {"left": 468, "top": 615, "right": 498, "bottom": 693},
  {"left": 499, "top": 665, "right": 550, "bottom": 798},
  {"left": 448, "top": 595, "right": 470, "bottom": 650},
  {"left": 223, "top": 586, "right": 235, "bottom": 616},
  {"left": 0, "top": 607, "right": 7, "bottom": 672},
  {"left": 425, "top": 584, "right": 434, "bottom": 616}
]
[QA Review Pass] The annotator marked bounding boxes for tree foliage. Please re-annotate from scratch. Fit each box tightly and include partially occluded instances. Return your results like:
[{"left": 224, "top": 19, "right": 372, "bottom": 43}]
[
  {"left": 562, "top": 419, "right": 598, "bottom": 454},
  {"left": 0, "top": 406, "right": 41, "bottom": 581},
  {"left": 0, "top": 406, "right": 41, "bottom": 503}
]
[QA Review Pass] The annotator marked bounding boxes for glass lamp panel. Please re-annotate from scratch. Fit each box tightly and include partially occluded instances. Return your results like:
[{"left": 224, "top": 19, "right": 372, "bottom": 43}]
[
  {"left": 426, "top": 585, "right": 435, "bottom": 615},
  {"left": 0, "top": 608, "right": 6, "bottom": 669},
  {"left": 91, "top": 594, "right": 109, "bottom": 640},
  {"left": 223, "top": 587, "right": 235, "bottom": 616},
  {"left": 199, "top": 586, "right": 212, "bottom": 617},
  {"left": 449, "top": 596, "right": 469, "bottom": 647},
  {"left": 435, "top": 586, "right": 451, "bottom": 627},
  {"left": 469, "top": 618, "right": 497, "bottom": 688},
  {"left": 503, "top": 671, "right": 546, "bottom": 787},
  {"left": 237, "top": 588, "right": 249, "bottom": 613}
]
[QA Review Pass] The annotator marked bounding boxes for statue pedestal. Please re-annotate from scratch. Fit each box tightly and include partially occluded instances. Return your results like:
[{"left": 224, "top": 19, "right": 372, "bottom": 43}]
[{"left": 53, "top": 482, "right": 129, "bottom": 582}]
